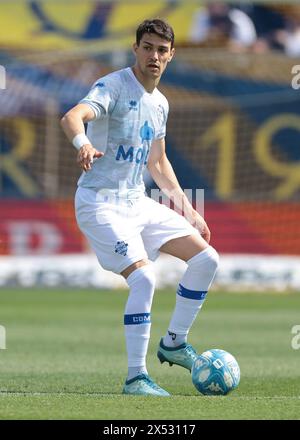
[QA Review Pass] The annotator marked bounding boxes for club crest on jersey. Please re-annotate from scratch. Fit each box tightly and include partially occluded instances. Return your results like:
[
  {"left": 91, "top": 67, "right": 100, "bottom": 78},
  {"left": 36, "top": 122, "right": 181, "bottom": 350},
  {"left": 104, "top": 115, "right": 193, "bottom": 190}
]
[
  {"left": 140, "top": 121, "right": 154, "bottom": 142},
  {"left": 129, "top": 100, "right": 138, "bottom": 111},
  {"left": 114, "top": 241, "right": 128, "bottom": 256}
]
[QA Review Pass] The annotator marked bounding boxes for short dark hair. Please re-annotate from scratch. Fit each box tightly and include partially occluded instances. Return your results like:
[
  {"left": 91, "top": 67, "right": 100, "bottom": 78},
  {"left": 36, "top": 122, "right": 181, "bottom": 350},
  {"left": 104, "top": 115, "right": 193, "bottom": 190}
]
[{"left": 136, "top": 19, "right": 175, "bottom": 48}]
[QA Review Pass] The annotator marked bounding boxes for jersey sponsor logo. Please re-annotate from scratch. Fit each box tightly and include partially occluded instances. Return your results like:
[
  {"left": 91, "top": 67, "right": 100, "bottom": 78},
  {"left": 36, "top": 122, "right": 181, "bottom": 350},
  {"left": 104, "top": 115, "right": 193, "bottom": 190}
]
[
  {"left": 115, "top": 121, "right": 153, "bottom": 165},
  {"left": 115, "top": 145, "right": 149, "bottom": 164}
]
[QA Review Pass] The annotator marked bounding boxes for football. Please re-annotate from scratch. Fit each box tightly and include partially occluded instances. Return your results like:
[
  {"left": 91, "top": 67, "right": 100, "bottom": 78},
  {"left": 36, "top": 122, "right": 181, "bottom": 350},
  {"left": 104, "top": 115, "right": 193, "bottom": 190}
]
[{"left": 191, "top": 349, "right": 240, "bottom": 396}]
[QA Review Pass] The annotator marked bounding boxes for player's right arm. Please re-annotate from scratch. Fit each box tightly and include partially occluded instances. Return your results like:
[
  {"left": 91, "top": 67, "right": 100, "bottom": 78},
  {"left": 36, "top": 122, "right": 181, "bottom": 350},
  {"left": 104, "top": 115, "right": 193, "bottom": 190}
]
[
  {"left": 60, "top": 103, "right": 104, "bottom": 171},
  {"left": 148, "top": 138, "right": 211, "bottom": 242}
]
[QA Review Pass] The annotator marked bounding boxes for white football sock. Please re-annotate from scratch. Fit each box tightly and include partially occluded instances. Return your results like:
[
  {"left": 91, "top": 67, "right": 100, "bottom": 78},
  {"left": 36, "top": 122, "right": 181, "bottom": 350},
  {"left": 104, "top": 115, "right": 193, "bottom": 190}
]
[
  {"left": 124, "top": 265, "right": 155, "bottom": 379},
  {"left": 164, "top": 246, "right": 219, "bottom": 347},
  {"left": 127, "top": 366, "right": 148, "bottom": 381},
  {"left": 163, "top": 331, "right": 187, "bottom": 347}
]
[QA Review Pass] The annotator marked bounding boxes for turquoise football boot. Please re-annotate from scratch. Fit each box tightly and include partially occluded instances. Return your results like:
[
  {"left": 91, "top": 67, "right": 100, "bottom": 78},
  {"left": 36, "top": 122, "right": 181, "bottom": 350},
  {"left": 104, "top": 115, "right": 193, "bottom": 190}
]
[
  {"left": 122, "top": 374, "right": 170, "bottom": 396},
  {"left": 157, "top": 338, "right": 198, "bottom": 372}
]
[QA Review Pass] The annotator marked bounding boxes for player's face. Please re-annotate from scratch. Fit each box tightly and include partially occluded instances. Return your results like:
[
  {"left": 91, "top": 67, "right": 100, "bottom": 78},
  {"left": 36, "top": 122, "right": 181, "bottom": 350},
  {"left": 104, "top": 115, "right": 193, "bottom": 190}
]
[{"left": 133, "top": 33, "right": 174, "bottom": 80}]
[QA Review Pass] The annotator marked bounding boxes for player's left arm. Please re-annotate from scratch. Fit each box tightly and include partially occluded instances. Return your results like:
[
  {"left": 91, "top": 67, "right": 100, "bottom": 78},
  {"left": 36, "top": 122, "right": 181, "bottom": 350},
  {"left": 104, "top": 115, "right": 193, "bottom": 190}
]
[{"left": 147, "top": 138, "right": 210, "bottom": 242}]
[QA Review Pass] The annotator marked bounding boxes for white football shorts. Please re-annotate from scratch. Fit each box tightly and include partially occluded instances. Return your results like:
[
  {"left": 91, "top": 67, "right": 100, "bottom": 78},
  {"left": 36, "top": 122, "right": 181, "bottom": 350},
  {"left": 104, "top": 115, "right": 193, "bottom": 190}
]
[{"left": 75, "top": 187, "right": 198, "bottom": 274}]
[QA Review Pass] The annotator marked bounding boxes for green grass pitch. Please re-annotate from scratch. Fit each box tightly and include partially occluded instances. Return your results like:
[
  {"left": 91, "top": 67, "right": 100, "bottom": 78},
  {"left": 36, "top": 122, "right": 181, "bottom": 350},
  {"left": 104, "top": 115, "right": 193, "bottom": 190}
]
[{"left": 0, "top": 288, "right": 299, "bottom": 420}]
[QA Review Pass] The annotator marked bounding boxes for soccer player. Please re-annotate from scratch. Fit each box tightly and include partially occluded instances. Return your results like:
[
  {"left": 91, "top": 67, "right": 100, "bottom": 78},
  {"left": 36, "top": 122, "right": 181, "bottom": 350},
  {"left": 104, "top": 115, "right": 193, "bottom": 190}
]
[{"left": 61, "top": 19, "right": 219, "bottom": 396}]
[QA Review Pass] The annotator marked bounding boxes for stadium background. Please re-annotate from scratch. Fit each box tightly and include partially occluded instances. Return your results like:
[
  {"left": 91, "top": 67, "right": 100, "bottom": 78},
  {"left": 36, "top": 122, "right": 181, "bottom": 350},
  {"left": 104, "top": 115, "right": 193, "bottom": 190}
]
[{"left": 0, "top": 0, "right": 300, "bottom": 291}]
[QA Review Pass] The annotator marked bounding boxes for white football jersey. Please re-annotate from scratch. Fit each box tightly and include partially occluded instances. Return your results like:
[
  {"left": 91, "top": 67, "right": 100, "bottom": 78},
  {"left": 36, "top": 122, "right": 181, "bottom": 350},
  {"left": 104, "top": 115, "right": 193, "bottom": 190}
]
[{"left": 77, "top": 67, "right": 169, "bottom": 199}]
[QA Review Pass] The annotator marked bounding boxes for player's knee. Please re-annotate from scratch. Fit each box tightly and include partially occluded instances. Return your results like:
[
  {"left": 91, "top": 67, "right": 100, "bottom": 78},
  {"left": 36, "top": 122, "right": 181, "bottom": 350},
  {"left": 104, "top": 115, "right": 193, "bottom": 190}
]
[
  {"left": 206, "top": 246, "right": 219, "bottom": 272},
  {"left": 125, "top": 264, "right": 156, "bottom": 291},
  {"left": 141, "top": 266, "right": 156, "bottom": 291},
  {"left": 121, "top": 260, "right": 150, "bottom": 279},
  {"left": 188, "top": 245, "right": 219, "bottom": 276}
]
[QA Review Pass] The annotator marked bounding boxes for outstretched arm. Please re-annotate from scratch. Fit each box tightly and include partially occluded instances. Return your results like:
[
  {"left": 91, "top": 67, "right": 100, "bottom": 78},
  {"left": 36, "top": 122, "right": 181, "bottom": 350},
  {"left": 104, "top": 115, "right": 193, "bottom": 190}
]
[
  {"left": 147, "top": 138, "right": 210, "bottom": 242},
  {"left": 60, "top": 103, "right": 104, "bottom": 171}
]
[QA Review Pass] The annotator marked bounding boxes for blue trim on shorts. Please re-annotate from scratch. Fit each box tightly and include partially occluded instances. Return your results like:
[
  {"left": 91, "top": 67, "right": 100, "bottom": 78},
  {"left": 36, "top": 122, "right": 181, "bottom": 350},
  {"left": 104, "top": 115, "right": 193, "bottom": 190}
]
[
  {"left": 177, "top": 284, "right": 207, "bottom": 300},
  {"left": 124, "top": 313, "right": 151, "bottom": 325}
]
